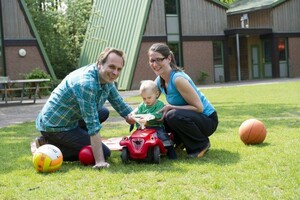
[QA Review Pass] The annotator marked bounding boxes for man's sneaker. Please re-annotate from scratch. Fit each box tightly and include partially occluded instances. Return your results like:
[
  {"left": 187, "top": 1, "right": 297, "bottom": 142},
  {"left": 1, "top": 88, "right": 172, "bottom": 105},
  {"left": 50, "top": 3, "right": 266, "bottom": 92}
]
[
  {"left": 187, "top": 142, "right": 210, "bottom": 158},
  {"left": 35, "top": 136, "right": 48, "bottom": 148}
]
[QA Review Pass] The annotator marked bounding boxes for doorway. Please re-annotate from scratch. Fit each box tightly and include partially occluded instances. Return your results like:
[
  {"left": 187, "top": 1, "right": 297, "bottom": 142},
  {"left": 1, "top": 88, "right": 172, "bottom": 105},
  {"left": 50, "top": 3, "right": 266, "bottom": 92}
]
[
  {"left": 263, "top": 40, "right": 272, "bottom": 78},
  {"left": 213, "top": 41, "right": 224, "bottom": 82},
  {"left": 251, "top": 45, "right": 260, "bottom": 79},
  {"left": 278, "top": 38, "right": 288, "bottom": 77}
]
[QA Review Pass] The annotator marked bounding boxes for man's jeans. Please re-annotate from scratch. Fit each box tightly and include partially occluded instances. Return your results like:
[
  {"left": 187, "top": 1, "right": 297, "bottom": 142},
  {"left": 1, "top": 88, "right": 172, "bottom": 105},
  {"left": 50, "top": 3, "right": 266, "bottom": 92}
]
[{"left": 41, "top": 107, "right": 111, "bottom": 161}]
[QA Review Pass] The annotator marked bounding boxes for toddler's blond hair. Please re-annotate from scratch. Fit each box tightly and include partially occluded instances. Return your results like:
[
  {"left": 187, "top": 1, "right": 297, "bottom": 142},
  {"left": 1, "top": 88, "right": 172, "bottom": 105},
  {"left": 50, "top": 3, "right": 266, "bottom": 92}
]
[{"left": 139, "top": 80, "right": 159, "bottom": 95}]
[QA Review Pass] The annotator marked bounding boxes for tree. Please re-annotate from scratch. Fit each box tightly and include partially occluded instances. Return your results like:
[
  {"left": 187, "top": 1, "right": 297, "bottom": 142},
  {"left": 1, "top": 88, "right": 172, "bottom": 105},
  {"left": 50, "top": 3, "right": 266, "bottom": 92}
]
[
  {"left": 25, "top": 0, "right": 93, "bottom": 79},
  {"left": 219, "top": 0, "right": 236, "bottom": 4}
]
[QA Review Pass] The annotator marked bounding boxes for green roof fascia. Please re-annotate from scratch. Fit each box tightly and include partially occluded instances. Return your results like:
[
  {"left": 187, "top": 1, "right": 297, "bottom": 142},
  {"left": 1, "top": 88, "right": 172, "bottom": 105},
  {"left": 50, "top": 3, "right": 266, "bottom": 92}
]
[
  {"left": 227, "top": 0, "right": 286, "bottom": 14},
  {"left": 20, "top": 0, "right": 57, "bottom": 80},
  {"left": 271, "top": 0, "right": 287, "bottom": 8},
  {"left": 209, "top": 0, "right": 229, "bottom": 9},
  {"left": 79, "top": 0, "right": 152, "bottom": 90}
]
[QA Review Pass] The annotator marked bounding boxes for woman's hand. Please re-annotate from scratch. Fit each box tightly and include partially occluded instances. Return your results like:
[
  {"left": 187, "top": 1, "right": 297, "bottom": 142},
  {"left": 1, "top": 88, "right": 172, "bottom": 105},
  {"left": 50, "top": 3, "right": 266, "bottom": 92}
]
[{"left": 157, "top": 105, "right": 174, "bottom": 121}]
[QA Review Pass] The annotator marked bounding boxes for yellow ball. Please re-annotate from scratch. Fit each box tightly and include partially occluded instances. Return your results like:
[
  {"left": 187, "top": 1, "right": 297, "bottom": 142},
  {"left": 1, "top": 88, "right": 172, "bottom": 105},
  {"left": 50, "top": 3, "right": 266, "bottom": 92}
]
[{"left": 33, "top": 144, "right": 63, "bottom": 173}]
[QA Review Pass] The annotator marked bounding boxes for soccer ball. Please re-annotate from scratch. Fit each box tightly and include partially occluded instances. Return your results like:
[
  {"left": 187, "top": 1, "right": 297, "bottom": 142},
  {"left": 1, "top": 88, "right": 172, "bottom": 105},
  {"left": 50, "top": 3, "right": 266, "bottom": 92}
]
[{"left": 32, "top": 144, "right": 63, "bottom": 173}]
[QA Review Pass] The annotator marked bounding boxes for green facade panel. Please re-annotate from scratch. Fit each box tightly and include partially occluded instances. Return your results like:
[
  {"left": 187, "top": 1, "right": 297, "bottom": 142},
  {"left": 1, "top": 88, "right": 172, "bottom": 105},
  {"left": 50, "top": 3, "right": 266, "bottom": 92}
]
[{"left": 79, "top": 0, "right": 151, "bottom": 90}]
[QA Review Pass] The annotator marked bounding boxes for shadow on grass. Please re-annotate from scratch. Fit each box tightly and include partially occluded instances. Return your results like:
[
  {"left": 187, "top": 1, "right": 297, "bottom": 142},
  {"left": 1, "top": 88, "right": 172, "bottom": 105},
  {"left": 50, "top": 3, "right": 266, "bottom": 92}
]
[
  {"left": 173, "top": 148, "right": 240, "bottom": 167},
  {"left": 30, "top": 142, "right": 270, "bottom": 174},
  {"left": 203, "top": 148, "right": 240, "bottom": 165},
  {"left": 244, "top": 142, "right": 271, "bottom": 148},
  {"left": 215, "top": 102, "right": 300, "bottom": 129},
  {"left": 90, "top": 148, "right": 241, "bottom": 174}
]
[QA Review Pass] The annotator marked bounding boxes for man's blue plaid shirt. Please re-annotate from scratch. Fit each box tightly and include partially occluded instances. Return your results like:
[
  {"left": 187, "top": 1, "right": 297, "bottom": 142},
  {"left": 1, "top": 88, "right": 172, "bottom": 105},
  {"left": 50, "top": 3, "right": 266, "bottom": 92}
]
[{"left": 36, "top": 64, "right": 132, "bottom": 135}]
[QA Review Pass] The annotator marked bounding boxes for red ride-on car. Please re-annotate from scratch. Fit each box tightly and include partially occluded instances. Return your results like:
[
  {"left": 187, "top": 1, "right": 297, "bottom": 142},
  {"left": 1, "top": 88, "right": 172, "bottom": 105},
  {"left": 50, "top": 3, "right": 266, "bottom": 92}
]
[{"left": 119, "top": 114, "right": 167, "bottom": 164}]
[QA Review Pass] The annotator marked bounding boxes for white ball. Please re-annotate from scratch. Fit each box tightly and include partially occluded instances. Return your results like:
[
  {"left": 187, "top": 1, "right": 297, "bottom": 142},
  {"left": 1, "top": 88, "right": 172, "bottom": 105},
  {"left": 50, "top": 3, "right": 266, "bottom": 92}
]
[{"left": 32, "top": 144, "right": 63, "bottom": 173}]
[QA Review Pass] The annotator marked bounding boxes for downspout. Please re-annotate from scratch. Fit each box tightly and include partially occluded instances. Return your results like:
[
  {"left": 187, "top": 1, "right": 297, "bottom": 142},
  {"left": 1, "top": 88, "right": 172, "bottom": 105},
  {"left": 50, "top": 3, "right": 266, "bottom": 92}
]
[
  {"left": 236, "top": 33, "right": 241, "bottom": 81},
  {"left": 0, "top": 0, "right": 6, "bottom": 76}
]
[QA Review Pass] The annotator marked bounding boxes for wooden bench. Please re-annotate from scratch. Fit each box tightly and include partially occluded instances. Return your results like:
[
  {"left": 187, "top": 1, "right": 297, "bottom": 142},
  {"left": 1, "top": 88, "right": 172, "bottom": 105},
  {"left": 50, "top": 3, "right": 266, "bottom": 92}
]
[
  {"left": 0, "top": 77, "right": 19, "bottom": 101},
  {"left": 0, "top": 77, "right": 51, "bottom": 104},
  {"left": 26, "top": 86, "right": 51, "bottom": 99}
]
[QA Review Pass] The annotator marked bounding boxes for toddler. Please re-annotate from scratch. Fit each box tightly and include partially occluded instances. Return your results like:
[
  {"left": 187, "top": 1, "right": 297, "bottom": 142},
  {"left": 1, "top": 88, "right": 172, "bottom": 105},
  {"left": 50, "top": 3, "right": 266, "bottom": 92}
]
[{"left": 131, "top": 80, "right": 176, "bottom": 159}]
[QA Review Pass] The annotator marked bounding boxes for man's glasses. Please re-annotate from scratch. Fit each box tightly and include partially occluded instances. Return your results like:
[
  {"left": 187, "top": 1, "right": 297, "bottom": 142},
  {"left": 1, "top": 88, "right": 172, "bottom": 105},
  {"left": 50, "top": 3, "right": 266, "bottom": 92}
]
[{"left": 149, "top": 57, "right": 166, "bottom": 64}]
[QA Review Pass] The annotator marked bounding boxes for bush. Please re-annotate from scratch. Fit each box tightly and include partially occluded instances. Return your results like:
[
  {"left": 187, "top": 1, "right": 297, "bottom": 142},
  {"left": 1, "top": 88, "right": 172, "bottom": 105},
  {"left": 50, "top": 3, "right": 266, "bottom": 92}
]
[
  {"left": 21, "top": 68, "right": 52, "bottom": 96},
  {"left": 22, "top": 68, "right": 51, "bottom": 80},
  {"left": 197, "top": 71, "right": 209, "bottom": 84}
]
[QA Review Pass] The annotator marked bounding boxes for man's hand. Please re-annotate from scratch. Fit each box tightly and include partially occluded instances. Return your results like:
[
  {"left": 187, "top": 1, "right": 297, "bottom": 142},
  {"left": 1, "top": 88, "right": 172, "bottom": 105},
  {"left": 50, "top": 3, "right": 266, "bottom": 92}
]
[
  {"left": 125, "top": 114, "right": 136, "bottom": 124},
  {"left": 90, "top": 134, "right": 109, "bottom": 169},
  {"left": 93, "top": 161, "right": 110, "bottom": 169}
]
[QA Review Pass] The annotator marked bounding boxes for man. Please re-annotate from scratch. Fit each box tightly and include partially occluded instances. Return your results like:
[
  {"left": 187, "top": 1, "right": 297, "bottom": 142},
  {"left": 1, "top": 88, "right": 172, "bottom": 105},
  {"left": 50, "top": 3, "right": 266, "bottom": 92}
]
[{"left": 36, "top": 48, "right": 135, "bottom": 169}]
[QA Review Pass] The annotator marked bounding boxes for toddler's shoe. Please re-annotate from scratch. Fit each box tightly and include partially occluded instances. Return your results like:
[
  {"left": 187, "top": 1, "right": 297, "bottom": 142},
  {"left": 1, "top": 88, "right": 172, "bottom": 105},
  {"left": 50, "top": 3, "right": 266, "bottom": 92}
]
[{"left": 166, "top": 146, "right": 177, "bottom": 159}]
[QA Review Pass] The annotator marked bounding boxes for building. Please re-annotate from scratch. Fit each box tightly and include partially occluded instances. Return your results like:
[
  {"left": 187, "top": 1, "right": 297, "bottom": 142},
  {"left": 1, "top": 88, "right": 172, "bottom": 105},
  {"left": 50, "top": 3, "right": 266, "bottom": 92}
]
[
  {"left": 80, "top": 0, "right": 300, "bottom": 90},
  {"left": 80, "top": 0, "right": 228, "bottom": 90},
  {"left": 4, "top": 0, "right": 298, "bottom": 89},
  {"left": 133, "top": 0, "right": 228, "bottom": 89},
  {"left": 225, "top": 0, "right": 300, "bottom": 81},
  {"left": 0, "top": 0, "right": 56, "bottom": 80}
]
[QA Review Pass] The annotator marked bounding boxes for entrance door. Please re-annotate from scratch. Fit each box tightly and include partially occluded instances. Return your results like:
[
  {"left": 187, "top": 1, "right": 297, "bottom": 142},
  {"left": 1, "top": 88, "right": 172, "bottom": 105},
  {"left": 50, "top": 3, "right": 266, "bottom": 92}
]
[
  {"left": 278, "top": 38, "right": 288, "bottom": 77},
  {"left": 251, "top": 45, "right": 260, "bottom": 79},
  {"left": 213, "top": 42, "right": 224, "bottom": 82},
  {"left": 263, "top": 40, "right": 272, "bottom": 77}
]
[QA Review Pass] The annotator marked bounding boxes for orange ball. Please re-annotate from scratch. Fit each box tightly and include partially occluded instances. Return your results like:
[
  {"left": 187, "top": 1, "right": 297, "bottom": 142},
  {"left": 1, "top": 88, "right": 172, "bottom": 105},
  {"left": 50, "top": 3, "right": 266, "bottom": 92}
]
[{"left": 239, "top": 119, "right": 267, "bottom": 145}]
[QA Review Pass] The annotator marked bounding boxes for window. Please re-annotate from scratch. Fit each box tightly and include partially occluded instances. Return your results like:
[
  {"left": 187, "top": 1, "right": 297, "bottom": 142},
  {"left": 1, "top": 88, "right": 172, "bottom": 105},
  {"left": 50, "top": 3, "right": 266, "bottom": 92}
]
[
  {"left": 165, "top": 0, "right": 182, "bottom": 68},
  {"left": 264, "top": 40, "right": 271, "bottom": 63},
  {"left": 168, "top": 43, "right": 182, "bottom": 67},
  {"left": 213, "top": 42, "right": 223, "bottom": 65},
  {"left": 213, "top": 42, "right": 224, "bottom": 82},
  {"left": 165, "top": 0, "right": 178, "bottom": 14},
  {"left": 278, "top": 39, "right": 286, "bottom": 61}
]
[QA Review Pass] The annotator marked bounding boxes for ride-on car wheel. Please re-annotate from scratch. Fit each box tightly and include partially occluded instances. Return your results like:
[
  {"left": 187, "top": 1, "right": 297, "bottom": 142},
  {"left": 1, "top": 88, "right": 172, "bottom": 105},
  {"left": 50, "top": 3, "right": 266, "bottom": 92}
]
[
  {"left": 146, "top": 147, "right": 153, "bottom": 163},
  {"left": 121, "top": 148, "right": 129, "bottom": 164},
  {"left": 153, "top": 146, "right": 160, "bottom": 164}
]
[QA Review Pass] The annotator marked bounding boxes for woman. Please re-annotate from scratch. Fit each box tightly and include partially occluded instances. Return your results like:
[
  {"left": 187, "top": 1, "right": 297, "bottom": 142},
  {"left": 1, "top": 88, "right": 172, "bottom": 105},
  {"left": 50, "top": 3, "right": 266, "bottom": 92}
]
[{"left": 148, "top": 43, "right": 218, "bottom": 158}]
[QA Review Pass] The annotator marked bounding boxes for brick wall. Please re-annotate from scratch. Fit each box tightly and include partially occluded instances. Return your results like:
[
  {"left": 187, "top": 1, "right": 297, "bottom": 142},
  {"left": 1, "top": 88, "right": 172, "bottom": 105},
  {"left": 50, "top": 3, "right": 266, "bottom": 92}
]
[
  {"left": 131, "top": 42, "right": 157, "bottom": 90},
  {"left": 182, "top": 41, "right": 214, "bottom": 84},
  {"left": 288, "top": 37, "right": 300, "bottom": 77},
  {"left": 5, "top": 46, "right": 47, "bottom": 79}
]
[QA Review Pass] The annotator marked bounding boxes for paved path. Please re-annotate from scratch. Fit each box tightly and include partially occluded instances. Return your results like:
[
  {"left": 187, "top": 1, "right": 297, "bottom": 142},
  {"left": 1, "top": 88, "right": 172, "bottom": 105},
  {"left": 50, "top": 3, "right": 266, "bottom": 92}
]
[
  {"left": 0, "top": 90, "right": 139, "bottom": 128},
  {"left": 0, "top": 78, "right": 299, "bottom": 128}
]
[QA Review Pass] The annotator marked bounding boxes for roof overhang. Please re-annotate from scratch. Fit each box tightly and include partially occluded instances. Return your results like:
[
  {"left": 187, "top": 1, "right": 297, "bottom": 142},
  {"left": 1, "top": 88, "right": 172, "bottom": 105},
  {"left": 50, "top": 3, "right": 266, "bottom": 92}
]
[
  {"left": 224, "top": 28, "right": 273, "bottom": 36},
  {"left": 227, "top": 0, "right": 286, "bottom": 15}
]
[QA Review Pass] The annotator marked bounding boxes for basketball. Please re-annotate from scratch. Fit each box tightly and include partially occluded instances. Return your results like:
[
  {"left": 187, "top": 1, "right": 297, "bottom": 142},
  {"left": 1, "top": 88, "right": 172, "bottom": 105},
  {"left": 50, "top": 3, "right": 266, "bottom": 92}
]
[
  {"left": 239, "top": 118, "right": 267, "bottom": 145},
  {"left": 32, "top": 144, "right": 63, "bottom": 173},
  {"left": 78, "top": 145, "right": 95, "bottom": 165}
]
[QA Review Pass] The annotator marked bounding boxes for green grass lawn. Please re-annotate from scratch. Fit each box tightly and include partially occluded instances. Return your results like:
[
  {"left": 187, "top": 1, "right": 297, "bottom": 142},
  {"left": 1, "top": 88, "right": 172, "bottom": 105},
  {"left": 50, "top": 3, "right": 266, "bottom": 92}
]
[{"left": 0, "top": 81, "right": 299, "bottom": 199}]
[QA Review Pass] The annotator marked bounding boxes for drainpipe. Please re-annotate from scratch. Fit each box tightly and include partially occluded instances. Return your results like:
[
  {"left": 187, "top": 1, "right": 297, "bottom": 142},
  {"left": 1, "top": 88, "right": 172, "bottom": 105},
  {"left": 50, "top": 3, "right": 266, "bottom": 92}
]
[
  {"left": 236, "top": 33, "right": 241, "bottom": 81},
  {"left": 0, "top": 0, "right": 6, "bottom": 76}
]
